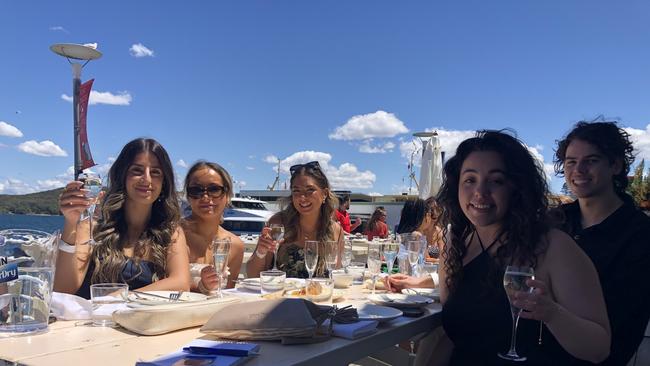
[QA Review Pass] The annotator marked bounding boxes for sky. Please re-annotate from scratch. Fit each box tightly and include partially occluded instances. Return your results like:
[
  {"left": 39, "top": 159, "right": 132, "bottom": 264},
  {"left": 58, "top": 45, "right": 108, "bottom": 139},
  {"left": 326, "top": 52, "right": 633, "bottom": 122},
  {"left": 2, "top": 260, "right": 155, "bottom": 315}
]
[{"left": 1, "top": 1, "right": 650, "bottom": 196}]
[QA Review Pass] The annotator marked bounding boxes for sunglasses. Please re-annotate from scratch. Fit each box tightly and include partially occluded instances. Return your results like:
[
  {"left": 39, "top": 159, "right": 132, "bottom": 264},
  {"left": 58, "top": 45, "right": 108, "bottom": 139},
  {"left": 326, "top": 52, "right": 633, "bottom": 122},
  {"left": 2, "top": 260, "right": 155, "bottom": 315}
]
[
  {"left": 187, "top": 184, "right": 226, "bottom": 199},
  {"left": 289, "top": 161, "right": 321, "bottom": 175}
]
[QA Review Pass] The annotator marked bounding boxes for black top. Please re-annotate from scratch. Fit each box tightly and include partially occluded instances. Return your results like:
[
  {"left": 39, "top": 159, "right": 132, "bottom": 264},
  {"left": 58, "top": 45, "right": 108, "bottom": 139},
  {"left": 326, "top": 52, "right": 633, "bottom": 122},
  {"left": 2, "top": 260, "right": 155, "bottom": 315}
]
[
  {"left": 441, "top": 235, "right": 577, "bottom": 365},
  {"left": 558, "top": 199, "right": 650, "bottom": 366},
  {"left": 75, "top": 258, "right": 158, "bottom": 299}
]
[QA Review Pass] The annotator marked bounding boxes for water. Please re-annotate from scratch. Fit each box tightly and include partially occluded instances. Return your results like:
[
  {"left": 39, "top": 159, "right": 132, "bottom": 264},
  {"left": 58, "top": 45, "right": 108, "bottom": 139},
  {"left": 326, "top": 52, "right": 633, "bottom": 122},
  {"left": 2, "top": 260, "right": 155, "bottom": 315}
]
[
  {"left": 91, "top": 299, "right": 123, "bottom": 327},
  {"left": 0, "top": 214, "right": 63, "bottom": 233},
  {"left": 0, "top": 267, "right": 53, "bottom": 335},
  {"left": 213, "top": 253, "right": 228, "bottom": 273}
]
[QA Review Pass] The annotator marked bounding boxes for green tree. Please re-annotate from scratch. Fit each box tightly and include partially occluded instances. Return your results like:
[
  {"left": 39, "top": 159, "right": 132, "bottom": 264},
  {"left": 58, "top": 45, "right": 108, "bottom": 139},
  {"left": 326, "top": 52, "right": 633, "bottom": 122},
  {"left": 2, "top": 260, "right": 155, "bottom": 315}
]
[{"left": 629, "top": 159, "right": 646, "bottom": 204}]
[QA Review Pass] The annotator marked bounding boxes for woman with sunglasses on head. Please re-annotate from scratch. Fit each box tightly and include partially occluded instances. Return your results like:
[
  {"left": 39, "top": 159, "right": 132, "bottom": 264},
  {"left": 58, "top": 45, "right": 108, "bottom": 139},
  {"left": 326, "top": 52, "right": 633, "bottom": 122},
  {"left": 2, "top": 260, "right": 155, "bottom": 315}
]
[
  {"left": 54, "top": 138, "right": 190, "bottom": 298},
  {"left": 429, "top": 130, "right": 610, "bottom": 365},
  {"left": 181, "top": 161, "right": 244, "bottom": 293},
  {"left": 247, "top": 161, "right": 344, "bottom": 279}
]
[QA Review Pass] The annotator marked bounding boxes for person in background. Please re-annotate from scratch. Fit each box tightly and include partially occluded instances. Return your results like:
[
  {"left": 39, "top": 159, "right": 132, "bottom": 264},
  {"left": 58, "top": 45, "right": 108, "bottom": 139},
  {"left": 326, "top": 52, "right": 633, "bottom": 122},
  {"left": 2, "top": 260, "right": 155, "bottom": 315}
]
[
  {"left": 553, "top": 121, "right": 650, "bottom": 366},
  {"left": 433, "top": 129, "right": 610, "bottom": 365},
  {"left": 335, "top": 193, "right": 361, "bottom": 234},
  {"left": 246, "top": 161, "right": 344, "bottom": 278},
  {"left": 181, "top": 161, "right": 244, "bottom": 293},
  {"left": 423, "top": 197, "right": 444, "bottom": 262},
  {"left": 363, "top": 207, "right": 389, "bottom": 240},
  {"left": 54, "top": 138, "right": 190, "bottom": 299}
]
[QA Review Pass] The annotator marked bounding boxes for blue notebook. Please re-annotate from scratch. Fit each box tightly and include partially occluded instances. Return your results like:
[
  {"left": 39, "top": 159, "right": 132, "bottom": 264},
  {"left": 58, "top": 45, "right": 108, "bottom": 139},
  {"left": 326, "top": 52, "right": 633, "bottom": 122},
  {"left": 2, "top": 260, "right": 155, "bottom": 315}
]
[{"left": 135, "top": 340, "right": 260, "bottom": 366}]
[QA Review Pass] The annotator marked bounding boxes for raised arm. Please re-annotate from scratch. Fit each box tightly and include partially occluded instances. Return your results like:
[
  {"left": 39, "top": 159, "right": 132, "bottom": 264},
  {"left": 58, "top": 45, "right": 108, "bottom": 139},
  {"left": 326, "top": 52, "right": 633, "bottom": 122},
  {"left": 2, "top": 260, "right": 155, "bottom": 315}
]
[
  {"left": 246, "top": 214, "right": 281, "bottom": 278},
  {"left": 516, "top": 229, "right": 611, "bottom": 363}
]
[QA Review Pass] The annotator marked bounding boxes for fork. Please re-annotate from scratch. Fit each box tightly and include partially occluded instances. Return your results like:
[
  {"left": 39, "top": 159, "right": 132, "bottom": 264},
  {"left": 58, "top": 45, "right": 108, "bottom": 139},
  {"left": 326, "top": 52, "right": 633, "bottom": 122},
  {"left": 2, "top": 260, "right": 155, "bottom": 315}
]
[{"left": 169, "top": 291, "right": 182, "bottom": 302}]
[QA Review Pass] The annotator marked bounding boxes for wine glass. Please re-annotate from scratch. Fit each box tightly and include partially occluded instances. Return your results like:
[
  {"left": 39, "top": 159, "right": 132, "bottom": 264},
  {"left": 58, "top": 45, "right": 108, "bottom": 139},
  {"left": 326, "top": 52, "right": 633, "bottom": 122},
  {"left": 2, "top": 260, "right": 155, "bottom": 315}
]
[
  {"left": 407, "top": 240, "right": 421, "bottom": 276},
  {"left": 498, "top": 265, "right": 535, "bottom": 362},
  {"left": 304, "top": 240, "right": 319, "bottom": 283},
  {"left": 212, "top": 238, "right": 231, "bottom": 298},
  {"left": 382, "top": 240, "right": 399, "bottom": 275},
  {"left": 341, "top": 239, "right": 353, "bottom": 270},
  {"left": 324, "top": 241, "right": 339, "bottom": 278},
  {"left": 79, "top": 172, "right": 102, "bottom": 245},
  {"left": 367, "top": 243, "right": 382, "bottom": 295},
  {"left": 269, "top": 224, "right": 284, "bottom": 271}
]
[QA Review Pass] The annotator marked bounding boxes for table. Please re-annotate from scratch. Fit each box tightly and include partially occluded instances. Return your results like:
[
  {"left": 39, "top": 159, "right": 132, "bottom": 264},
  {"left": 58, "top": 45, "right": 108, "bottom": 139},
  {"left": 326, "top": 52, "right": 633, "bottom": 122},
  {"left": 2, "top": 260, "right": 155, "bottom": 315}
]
[{"left": 0, "top": 287, "right": 441, "bottom": 365}]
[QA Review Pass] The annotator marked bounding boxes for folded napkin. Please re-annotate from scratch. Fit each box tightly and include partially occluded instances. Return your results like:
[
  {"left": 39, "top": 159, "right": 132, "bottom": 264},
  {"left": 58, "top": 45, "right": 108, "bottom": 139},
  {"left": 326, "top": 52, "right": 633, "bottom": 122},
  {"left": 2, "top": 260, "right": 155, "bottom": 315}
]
[
  {"left": 136, "top": 340, "right": 259, "bottom": 366},
  {"left": 321, "top": 319, "right": 379, "bottom": 339},
  {"left": 50, "top": 292, "right": 92, "bottom": 320}
]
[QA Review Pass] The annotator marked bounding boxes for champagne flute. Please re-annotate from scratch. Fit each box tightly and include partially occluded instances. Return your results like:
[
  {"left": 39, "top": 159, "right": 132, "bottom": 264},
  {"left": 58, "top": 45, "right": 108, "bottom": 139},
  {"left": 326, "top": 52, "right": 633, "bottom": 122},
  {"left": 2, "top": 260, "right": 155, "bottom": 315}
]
[
  {"left": 212, "top": 238, "right": 231, "bottom": 298},
  {"left": 407, "top": 240, "right": 421, "bottom": 276},
  {"left": 498, "top": 265, "right": 535, "bottom": 362},
  {"left": 325, "top": 241, "right": 339, "bottom": 278},
  {"left": 367, "top": 243, "right": 382, "bottom": 295},
  {"left": 382, "top": 241, "right": 399, "bottom": 274},
  {"left": 79, "top": 172, "right": 102, "bottom": 245},
  {"left": 269, "top": 224, "right": 284, "bottom": 271},
  {"left": 304, "top": 240, "right": 319, "bottom": 283},
  {"left": 341, "top": 239, "right": 353, "bottom": 270}
]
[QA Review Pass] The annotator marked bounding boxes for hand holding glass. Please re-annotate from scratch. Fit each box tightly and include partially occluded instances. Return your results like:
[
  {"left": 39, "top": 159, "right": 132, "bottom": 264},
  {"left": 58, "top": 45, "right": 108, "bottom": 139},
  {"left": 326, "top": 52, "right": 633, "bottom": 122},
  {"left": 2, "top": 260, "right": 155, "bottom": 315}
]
[
  {"left": 269, "top": 224, "right": 284, "bottom": 271},
  {"left": 79, "top": 172, "right": 102, "bottom": 245},
  {"left": 212, "top": 238, "right": 231, "bottom": 298},
  {"left": 498, "top": 266, "right": 535, "bottom": 362}
]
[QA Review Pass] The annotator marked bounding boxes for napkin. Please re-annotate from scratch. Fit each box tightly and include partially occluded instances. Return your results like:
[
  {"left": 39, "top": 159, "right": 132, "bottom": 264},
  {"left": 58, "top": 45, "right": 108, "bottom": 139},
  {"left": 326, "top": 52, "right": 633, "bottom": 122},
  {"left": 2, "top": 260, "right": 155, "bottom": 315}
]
[
  {"left": 321, "top": 319, "right": 379, "bottom": 339},
  {"left": 50, "top": 292, "right": 92, "bottom": 320},
  {"left": 136, "top": 340, "right": 259, "bottom": 366}
]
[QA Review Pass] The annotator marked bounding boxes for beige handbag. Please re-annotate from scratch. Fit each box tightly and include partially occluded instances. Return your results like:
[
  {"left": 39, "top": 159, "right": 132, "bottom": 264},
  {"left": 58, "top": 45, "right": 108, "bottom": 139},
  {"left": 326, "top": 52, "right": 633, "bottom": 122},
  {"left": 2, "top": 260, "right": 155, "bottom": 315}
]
[
  {"left": 113, "top": 296, "right": 240, "bottom": 336},
  {"left": 200, "top": 298, "right": 346, "bottom": 343}
]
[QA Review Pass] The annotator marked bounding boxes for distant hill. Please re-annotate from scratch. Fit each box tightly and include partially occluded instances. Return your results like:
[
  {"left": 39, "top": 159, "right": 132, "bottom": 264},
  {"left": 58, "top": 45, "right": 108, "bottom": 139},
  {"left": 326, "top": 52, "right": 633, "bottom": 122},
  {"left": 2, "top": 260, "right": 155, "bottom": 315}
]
[{"left": 0, "top": 188, "right": 64, "bottom": 215}]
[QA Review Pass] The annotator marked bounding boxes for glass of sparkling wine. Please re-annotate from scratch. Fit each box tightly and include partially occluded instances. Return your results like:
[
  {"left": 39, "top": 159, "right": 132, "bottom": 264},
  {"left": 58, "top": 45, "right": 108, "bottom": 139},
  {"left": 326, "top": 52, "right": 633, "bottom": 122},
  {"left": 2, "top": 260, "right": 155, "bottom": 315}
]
[
  {"left": 304, "top": 240, "right": 319, "bottom": 283},
  {"left": 367, "top": 243, "right": 382, "bottom": 295},
  {"left": 212, "top": 238, "right": 231, "bottom": 298},
  {"left": 407, "top": 240, "right": 421, "bottom": 276},
  {"left": 269, "top": 224, "right": 284, "bottom": 271},
  {"left": 341, "top": 239, "right": 353, "bottom": 270},
  {"left": 325, "top": 240, "right": 339, "bottom": 278},
  {"left": 382, "top": 241, "right": 399, "bottom": 274},
  {"left": 79, "top": 172, "right": 102, "bottom": 245},
  {"left": 499, "top": 265, "right": 535, "bottom": 362}
]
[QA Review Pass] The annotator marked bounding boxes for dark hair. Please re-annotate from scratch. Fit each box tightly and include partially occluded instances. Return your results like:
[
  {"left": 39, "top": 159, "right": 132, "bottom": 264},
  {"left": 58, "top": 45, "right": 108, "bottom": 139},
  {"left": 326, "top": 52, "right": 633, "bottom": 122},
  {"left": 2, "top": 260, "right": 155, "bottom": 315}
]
[
  {"left": 93, "top": 138, "right": 179, "bottom": 284},
  {"left": 396, "top": 198, "right": 427, "bottom": 234},
  {"left": 367, "top": 207, "right": 387, "bottom": 232},
  {"left": 437, "top": 130, "right": 549, "bottom": 294},
  {"left": 554, "top": 121, "right": 635, "bottom": 198},
  {"left": 184, "top": 161, "right": 234, "bottom": 204}
]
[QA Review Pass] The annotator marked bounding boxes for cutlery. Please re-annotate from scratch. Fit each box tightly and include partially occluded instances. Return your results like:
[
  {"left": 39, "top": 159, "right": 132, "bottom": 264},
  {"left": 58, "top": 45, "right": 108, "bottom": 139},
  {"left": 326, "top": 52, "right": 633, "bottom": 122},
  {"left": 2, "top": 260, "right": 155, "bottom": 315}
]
[
  {"left": 130, "top": 290, "right": 186, "bottom": 302},
  {"left": 169, "top": 291, "right": 182, "bottom": 302}
]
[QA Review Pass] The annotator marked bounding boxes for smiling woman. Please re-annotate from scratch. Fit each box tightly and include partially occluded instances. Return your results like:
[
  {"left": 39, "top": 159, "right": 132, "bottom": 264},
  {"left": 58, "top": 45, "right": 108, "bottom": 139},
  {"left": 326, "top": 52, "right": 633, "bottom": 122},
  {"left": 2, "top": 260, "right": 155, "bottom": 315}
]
[{"left": 53, "top": 138, "right": 191, "bottom": 299}]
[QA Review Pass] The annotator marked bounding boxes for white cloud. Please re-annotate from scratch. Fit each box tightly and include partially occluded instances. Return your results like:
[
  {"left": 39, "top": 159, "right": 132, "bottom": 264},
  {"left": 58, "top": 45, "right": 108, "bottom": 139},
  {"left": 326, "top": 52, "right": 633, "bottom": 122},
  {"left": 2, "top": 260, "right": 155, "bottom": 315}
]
[
  {"left": 0, "top": 121, "right": 23, "bottom": 137},
  {"left": 49, "top": 26, "right": 69, "bottom": 33},
  {"left": 61, "top": 90, "right": 132, "bottom": 106},
  {"left": 17, "top": 140, "right": 67, "bottom": 157},
  {"left": 527, "top": 145, "right": 556, "bottom": 180},
  {"left": 329, "top": 110, "right": 408, "bottom": 141},
  {"left": 264, "top": 155, "right": 279, "bottom": 164},
  {"left": 368, "top": 192, "right": 383, "bottom": 196},
  {"left": 0, "top": 177, "right": 68, "bottom": 195},
  {"left": 359, "top": 141, "right": 395, "bottom": 154},
  {"left": 625, "top": 124, "right": 650, "bottom": 163},
  {"left": 129, "top": 43, "right": 155, "bottom": 58},
  {"left": 246, "top": 166, "right": 255, "bottom": 170},
  {"left": 269, "top": 151, "right": 376, "bottom": 189},
  {"left": 176, "top": 159, "right": 188, "bottom": 168}
]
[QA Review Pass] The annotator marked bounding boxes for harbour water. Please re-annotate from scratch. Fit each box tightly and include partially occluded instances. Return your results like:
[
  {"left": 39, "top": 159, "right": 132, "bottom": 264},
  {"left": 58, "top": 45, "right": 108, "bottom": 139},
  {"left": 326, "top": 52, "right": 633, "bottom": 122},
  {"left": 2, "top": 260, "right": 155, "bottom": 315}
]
[{"left": 0, "top": 214, "right": 64, "bottom": 233}]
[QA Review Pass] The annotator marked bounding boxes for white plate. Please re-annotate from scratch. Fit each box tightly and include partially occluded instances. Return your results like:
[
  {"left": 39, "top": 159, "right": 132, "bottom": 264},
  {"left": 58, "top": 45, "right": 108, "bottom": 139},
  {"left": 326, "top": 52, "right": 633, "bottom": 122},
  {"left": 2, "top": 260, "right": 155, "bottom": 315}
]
[
  {"left": 367, "top": 293, "right": 433, "bottom": 308},
  {"left": 239, "top": 278, "right": 305, "bottom": 292},
  {"left": 401, "top": 288, "right": 440, "bottom": 301},
  {"left": 127, "top": 291, "right": 207, "bottom": 306},
  {"left": 356, "top": 303, "right": 403, "bottom": 323}
]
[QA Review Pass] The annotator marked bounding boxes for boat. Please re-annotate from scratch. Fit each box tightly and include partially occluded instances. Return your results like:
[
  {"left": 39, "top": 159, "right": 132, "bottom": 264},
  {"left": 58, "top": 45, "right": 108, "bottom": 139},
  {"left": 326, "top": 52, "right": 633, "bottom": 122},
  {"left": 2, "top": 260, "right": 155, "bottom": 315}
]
[{"left": 221, "top": 197, "right": 275, "bottom": 235}]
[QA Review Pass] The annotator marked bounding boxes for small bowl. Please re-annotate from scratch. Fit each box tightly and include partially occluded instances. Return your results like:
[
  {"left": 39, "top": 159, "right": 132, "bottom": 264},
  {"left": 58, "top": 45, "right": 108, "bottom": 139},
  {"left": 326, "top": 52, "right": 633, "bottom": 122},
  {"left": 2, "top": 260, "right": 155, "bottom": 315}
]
[{"left": 332, "top": 270, "right": 354, "bottom": 288}]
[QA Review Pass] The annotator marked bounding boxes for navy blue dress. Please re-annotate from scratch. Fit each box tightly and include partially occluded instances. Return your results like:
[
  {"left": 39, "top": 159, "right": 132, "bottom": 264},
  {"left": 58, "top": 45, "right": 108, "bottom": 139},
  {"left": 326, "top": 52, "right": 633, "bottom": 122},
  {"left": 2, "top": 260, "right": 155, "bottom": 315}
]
[{"left": 75, "top": 258, "right": 158, "bottom": 299}]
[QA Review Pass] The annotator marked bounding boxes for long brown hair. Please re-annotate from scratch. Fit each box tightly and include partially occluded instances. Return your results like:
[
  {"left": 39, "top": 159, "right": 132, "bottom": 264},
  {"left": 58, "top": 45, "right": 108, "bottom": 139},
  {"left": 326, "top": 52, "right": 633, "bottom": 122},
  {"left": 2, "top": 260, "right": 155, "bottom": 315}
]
[
  {"left": 367, "top": 207, "right": 387, "bottom": 232},
  {"left": 92, "top": 138, "right": 180, "bottom": 284}
]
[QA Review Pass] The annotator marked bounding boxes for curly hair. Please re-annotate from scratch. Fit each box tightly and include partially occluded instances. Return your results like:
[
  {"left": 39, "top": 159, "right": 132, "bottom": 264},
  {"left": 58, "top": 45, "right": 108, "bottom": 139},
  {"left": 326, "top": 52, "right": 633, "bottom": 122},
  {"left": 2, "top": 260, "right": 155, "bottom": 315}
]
[
  {"left": 92, "top": 138, "right": 180, "bottom": 284},
  {"left": 276, "top": 162, "right": 338, "bottom": 276},
  {"left": 554, "top": 121, "right": 635, "bottom": 199},
  {"left": 437, "top": 130, "right": 549, "bottom": 294}
]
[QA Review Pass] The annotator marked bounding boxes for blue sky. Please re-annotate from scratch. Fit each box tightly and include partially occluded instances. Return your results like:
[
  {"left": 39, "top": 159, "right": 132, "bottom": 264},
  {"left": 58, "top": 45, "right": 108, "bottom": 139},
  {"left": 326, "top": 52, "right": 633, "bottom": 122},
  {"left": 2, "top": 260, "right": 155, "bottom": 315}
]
[{"left": 1, "top": 1, "right": 650, "bottom": 196}]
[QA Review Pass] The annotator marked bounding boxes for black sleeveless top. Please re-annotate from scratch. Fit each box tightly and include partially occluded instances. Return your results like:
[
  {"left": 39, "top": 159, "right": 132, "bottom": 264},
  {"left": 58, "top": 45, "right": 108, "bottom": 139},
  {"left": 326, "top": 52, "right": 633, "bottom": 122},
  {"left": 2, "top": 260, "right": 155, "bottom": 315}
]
[
  {"left": 441, "top": 236, "right": 578, "bottom": 365},
  {"left": 75, "top": 258, "right": 158, "bottom": 299}
]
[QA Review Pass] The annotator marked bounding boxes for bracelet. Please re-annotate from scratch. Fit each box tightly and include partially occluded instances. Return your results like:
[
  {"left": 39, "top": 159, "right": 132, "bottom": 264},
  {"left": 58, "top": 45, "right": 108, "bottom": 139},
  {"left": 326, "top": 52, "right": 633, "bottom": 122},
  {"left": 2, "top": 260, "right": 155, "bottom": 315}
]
[{"left": 58, "top": 238, "right": 76, "bottom": 254}]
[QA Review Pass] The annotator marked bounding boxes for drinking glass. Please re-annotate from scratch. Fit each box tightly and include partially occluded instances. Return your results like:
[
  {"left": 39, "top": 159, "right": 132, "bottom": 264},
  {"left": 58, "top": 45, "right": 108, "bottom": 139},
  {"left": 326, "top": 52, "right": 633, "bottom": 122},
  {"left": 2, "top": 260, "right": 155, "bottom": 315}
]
[
  {"left": 407, "top": 240, "right": 421, "bottom": 276},
  {"left": 498, "top": 266, "right": 535, "bottom": 362},
  {"left": 341, "top": 239, "right": 353, "bottom": 270},
  {"left": 79, "top": 172, "right": 102, "bottom": 245},
  {"left": 382, "top": 241, "right": 399, "bottom": 274},
  {"left": 260, "top": 270, "right": 286, "bottom": 294},
  {"left": 304, "top": 240, "right": 319, "bottom": 283},
  {"left": 212, "top": 238, "right": 231, "bottom": 298},
  {"left": 324, "top": 240, "right": 339, "bottom": 278},
  {"left": 90, "top": 283, "right": 128, "bottom": 327},
  {"left": 269, "top": 224, "right": 284, "bottom": 271},
  {"left": 367, "top": 243, "right": 382, "bottom": 295}
]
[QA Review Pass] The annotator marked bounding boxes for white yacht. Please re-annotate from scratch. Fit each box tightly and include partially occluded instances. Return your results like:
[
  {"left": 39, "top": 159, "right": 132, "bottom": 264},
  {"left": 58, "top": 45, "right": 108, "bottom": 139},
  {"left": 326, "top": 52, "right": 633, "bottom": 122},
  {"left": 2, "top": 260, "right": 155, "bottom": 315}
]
[{"left": 222, "top": 197, "right": 276, "bottom": 235}]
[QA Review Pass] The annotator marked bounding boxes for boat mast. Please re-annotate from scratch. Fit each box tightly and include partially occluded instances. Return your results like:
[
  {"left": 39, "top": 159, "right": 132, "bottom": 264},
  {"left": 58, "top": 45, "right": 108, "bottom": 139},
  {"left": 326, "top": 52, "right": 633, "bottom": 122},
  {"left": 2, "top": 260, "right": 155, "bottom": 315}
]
[{"left": 267, "top": 158, "right": 281, "bottom": 191}]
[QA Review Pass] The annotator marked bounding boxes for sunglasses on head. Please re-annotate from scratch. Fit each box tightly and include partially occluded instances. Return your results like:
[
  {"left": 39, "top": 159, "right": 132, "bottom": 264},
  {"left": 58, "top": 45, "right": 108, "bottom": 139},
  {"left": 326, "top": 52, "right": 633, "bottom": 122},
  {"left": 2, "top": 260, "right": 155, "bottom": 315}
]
[
  {"left": 187, "top": 184, "right": 226, "bottom": 199},
  {"left": 289, "top": 161, "right": 321, "bottom": 175}
]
